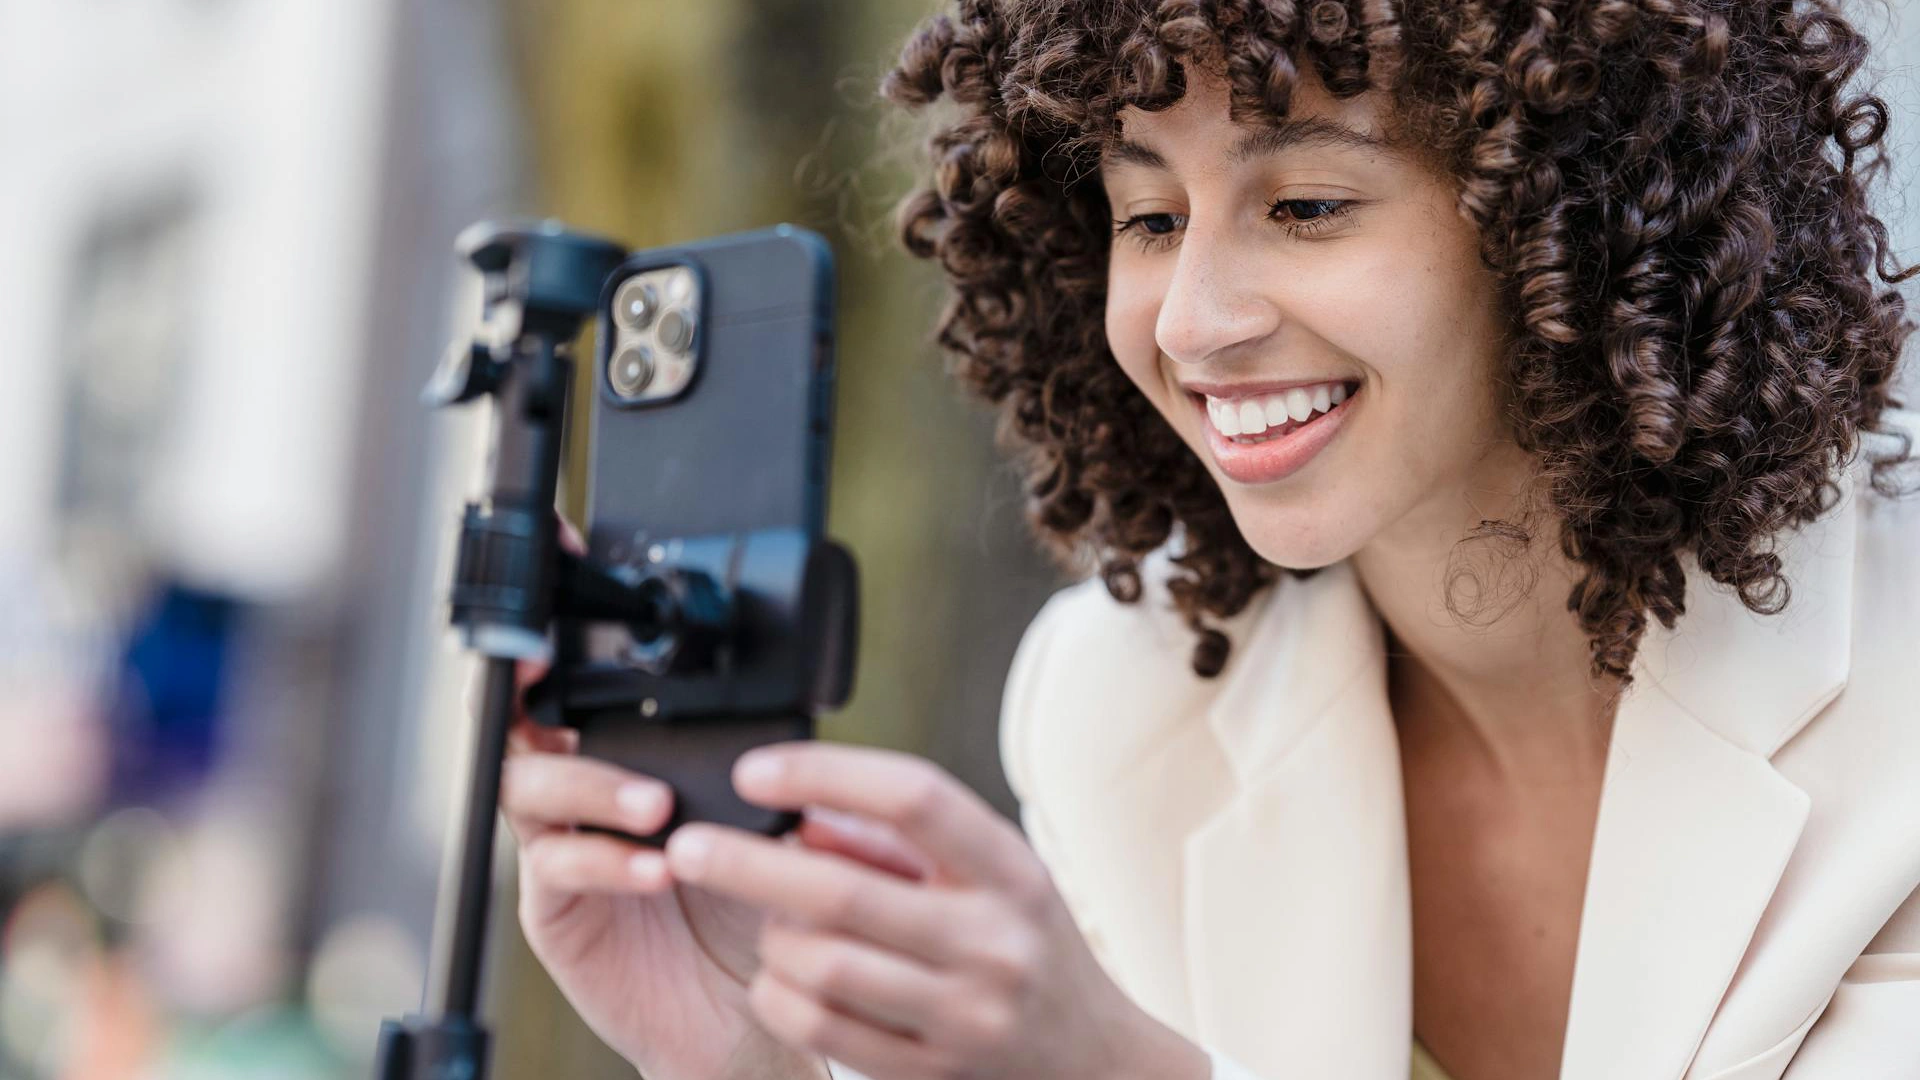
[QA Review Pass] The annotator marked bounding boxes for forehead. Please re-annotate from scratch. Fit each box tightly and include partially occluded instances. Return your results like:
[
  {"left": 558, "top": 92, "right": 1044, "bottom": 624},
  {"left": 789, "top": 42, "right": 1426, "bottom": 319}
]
[{"left": 1101, "top": 67, "right": 1398, "bottom": 170}]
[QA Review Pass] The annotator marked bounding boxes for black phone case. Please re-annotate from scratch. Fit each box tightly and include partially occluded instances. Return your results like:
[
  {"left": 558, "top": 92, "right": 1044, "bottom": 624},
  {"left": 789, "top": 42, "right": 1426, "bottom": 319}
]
[{"left": 553, "top": 225, "right": 837, "bottom": 847}]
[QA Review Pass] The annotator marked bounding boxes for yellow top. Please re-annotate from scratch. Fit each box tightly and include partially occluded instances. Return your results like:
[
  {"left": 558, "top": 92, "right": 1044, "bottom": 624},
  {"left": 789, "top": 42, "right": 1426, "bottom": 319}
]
[{"left": 1410, "top": 1039, "right": 1455, "bottom": 1080}]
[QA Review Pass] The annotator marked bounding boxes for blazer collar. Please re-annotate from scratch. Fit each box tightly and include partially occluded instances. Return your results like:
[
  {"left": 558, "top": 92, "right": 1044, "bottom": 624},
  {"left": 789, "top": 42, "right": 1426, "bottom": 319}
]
[
  {"left": 1178, "top": 464, "right": 1859, "bottom": 1079},
  {"left": 1627, "top": 478, "right": 1857, "bottom": 758},
  {"left": 1181, "top": 556, "right": 1409, "bottom": 1077},
  {"left": 1557, "top": 466, "right": 1856, "bottom": 1080}
]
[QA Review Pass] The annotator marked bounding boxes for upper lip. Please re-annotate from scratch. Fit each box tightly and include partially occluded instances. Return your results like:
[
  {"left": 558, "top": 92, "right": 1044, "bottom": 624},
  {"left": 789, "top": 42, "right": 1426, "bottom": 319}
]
[{"left": 1179, "top": 377, "right": 1360, "bottom": 401}]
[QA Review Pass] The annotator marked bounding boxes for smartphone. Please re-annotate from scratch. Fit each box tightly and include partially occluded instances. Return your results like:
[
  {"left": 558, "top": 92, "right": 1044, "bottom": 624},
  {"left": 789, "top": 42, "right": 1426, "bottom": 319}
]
[{"left": 533, "top": 224, "right": 852, "bottom": 846}]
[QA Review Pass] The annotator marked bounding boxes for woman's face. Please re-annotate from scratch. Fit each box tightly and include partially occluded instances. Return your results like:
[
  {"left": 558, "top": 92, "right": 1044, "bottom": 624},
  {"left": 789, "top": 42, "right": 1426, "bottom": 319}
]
[{"left": 1100, "top": 66, "right": 1517, "bottom": 570}]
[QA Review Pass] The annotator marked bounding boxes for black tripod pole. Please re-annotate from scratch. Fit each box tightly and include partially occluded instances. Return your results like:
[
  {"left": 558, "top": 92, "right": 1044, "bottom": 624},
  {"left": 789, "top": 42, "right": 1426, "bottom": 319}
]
[
  {"left": 426, "top": 653, "right": 517, "bottom": 1021},
  {"left": 376, "top": 221, "right": 626, "bottom": 1080}
]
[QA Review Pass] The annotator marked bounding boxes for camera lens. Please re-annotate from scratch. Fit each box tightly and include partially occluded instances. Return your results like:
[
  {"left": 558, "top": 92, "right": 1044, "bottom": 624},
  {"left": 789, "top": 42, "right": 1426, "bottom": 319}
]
[
  {"left": 614, "top": 279, "right": 658, "bottom": 330},
  {"left": 609, "top": 344, "right": 655, "bottom": 397},
  {"left": 656, "top": 308, "right": 694, "bottom": 353}
]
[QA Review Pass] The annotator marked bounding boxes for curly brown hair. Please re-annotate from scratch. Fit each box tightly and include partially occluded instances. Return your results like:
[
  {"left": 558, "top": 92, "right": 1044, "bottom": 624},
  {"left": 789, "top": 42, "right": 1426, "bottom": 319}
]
[{"left": 879, "top": 0, "right": 1917, "bottom": 681}]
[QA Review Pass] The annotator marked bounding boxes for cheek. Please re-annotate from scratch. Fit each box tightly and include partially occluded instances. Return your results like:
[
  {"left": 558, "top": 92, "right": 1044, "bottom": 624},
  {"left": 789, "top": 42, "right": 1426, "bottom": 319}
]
[
  {"left": 1104, "top": 272, "right": 1173, "bottom": 408},
  {"left": 1312, "top": 241, "right": 1508, "bottom": 455}
]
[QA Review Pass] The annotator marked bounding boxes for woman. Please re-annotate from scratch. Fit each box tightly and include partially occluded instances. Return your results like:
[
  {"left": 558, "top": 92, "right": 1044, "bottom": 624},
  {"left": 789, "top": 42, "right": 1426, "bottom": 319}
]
[{"left": 499, "top": 2, "right": 1920, "bottom": 1079}]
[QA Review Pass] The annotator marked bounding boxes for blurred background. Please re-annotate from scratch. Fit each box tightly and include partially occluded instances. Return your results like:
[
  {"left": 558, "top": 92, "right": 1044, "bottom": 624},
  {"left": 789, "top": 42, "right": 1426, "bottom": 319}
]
[{"left": 0, "top": 2, "right": 1913, "bottom": 1078}]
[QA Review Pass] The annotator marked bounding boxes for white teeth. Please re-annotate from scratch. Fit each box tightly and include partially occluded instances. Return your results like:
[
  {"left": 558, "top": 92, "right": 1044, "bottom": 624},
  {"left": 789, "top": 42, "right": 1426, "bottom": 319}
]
[
  {"left": 1212, "top": 397, "right": 1241, "bottom": 435},
  {"left": 1201, "top": 380, "right": 1354, "bottom": 441},
  {"left": 1284, "top": 388, "right": 1313, "bottom": 422}
]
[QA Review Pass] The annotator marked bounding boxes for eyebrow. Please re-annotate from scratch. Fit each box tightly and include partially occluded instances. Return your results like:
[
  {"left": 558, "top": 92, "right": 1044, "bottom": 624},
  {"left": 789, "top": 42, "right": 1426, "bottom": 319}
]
[{"left": 1100, "top": 116, "right": 1396, "bottom": 171}]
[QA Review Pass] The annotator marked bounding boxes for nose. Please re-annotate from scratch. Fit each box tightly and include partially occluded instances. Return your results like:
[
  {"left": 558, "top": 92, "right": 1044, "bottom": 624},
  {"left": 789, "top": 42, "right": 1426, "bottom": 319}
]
[{"left": 1153, "top": 221, "right": 1281, "bottom": 366}]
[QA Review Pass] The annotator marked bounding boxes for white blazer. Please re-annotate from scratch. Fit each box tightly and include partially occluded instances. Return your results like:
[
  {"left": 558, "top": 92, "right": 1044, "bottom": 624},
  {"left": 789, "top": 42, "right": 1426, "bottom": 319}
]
[{"left": 992, "top": 411, "right": 1920, "bottom": 1080}]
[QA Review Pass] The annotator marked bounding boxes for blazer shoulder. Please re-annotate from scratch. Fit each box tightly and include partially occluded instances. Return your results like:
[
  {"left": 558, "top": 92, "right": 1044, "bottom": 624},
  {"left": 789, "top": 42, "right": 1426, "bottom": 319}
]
[
  {"left": 997, "top": 548, "right": 1273, "bottom": 804},
  {"left": 1769, "top": 407, "right": 1920, "bottom": 945}
]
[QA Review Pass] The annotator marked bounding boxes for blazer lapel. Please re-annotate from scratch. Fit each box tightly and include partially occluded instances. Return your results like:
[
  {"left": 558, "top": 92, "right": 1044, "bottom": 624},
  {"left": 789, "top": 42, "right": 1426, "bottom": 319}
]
[
  {"left": 1183, "top": 559, "right": 1413, "bottom": 1079},
  {"left": 1178, "top": 465, "right": 1859, "bottom": 1080},
  {"left": 1554, "top": 679, "right": 1811, "bottom": 1080},
  {"left": 1561, "top": 470, "right": 1858, "bottom": 1080}
]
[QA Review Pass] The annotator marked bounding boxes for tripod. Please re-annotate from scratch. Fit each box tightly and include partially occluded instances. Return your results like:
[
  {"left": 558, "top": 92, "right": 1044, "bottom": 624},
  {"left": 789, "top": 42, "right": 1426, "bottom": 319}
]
[
  {"left": 375, "top": 219, "right": 858, "bottom": 1079},
  {"left": 371, "top": 219, "right": 627, "bottom": 1079}
]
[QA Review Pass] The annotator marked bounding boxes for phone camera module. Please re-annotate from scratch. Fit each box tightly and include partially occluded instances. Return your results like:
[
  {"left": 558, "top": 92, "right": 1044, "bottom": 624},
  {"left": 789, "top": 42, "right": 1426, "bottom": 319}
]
[
  {"left": 609, "top": 344, "right": 655, "bottom": 398},
  {"left": 656, "top": 308, "right": 695, "bottom": 354},
  {"left": 614, "top": 278, "right": 658, "bottom": 330}
]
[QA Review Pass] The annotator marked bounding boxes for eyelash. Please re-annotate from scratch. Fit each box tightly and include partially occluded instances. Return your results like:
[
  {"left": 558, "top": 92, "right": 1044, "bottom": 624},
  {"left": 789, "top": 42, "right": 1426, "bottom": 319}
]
[{"left": 1109, "top": 199, "right": 1356, "bottom": 252}]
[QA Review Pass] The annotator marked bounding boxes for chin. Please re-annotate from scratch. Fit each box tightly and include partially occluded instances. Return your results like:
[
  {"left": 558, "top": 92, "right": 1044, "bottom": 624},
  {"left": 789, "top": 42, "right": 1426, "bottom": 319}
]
[{"left": 1221, "top": 498, "right": 1363, "bottom": 572}]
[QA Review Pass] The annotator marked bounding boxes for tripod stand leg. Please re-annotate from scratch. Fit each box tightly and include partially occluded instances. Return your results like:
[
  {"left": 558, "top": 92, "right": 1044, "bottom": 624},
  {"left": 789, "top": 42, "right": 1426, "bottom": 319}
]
[
  {"left": 374, "top": 657, "right": 513, "bottom": 1078},
  {"left": 426, "top": 656, "right": 517, "bottom": 1018}
]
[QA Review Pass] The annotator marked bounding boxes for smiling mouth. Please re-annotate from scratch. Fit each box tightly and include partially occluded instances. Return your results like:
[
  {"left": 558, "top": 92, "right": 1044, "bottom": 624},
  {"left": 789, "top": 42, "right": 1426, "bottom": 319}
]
[
  {"left": 1185, "top": 380, "right": 1361, "bottom": 485},
  {"left": 1187, "top": 380, "right": 1361, "bottom": 444}
]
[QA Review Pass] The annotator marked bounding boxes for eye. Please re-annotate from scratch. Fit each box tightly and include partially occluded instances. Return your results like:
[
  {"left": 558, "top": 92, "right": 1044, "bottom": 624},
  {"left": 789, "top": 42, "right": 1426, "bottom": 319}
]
[
  {"left": 1267, "top": 198, "right": 1357, "bottom": 237},
  {"left": 1111, "top": 199, "right": 1359, "bottom": 252},
  {"left": 1110, "top": 212, "right": 1186, "bottom": 253}
]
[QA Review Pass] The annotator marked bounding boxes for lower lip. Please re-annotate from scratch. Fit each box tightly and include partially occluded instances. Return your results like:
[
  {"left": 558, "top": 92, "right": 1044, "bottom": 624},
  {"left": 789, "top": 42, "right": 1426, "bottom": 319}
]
[{"left": 1195, "top": 386, "right": 1358, "bottom": 485}]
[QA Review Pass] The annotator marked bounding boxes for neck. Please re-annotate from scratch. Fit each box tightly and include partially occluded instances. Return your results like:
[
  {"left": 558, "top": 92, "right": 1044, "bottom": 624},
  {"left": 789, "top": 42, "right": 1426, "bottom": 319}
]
[{"left": 1348, "top": 446, "right": 1620, "bottom": 782}]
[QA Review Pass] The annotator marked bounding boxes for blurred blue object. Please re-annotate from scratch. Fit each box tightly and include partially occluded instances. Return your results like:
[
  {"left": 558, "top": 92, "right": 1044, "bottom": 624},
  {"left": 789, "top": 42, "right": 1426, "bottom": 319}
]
[{"left": 106, "top": 582, "right": 247, "bottom": 805}]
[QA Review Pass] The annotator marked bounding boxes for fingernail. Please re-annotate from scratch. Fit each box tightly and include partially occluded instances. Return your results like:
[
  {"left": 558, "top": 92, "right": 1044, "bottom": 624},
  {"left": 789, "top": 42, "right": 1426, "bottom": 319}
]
[
  {"left": 808, "top": 806, "right": 867, "bottom": 835},
  {"left": 736, "top": 751, "right": 784, "bottom": 791},
  {"left": 617, "top": 782, "right": 664, "bottom": 823},
  {"left": 668, "top": 828, "right": 711, "bottom": 880}
]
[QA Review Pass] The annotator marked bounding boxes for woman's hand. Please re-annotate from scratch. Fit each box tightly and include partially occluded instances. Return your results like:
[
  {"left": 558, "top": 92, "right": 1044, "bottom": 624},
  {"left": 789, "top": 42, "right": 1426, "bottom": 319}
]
[
  {"left": 658, "top": 741, "right": 1209, "bottom": 1080},
  {"left": 504, "top": 709, "right": 827, "bottom": 1080},
  {"left": 498, "top": 519, "right": 933, "bottom": 1080}
]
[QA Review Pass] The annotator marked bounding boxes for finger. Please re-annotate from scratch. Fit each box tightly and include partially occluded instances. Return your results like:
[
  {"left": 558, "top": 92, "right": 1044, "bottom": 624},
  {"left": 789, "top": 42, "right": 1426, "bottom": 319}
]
[
  {"left": 507, "top": 718, "right": 577, "bottom": 757},
  {"left": 732, "top": 742, "right": 1025, "bottom": 889},
  {"left": 664, "top": 824, "right": 975, "bottom": 965},
  {"left": 502, "top": 725, "right": 582, "bottom": 844},
  {"left": 757, "top": 918, "right": 948, "bottom": 1036},
  {"left": 556, "top": 514, "right": 586, "bottom": 556},
  {"left": 501, "top": 751, "right": 674, "bottom": 837},
  {"left": 523, "top": 831, "right": 673, "bottom": 895},
  {"left": 513, "top": 657, "right": 552, "bottom": 692},
  {"left": 748, "top": 967, "right": 930, "bottom": 1079},
  {"left": 797, "top": 807, "right": 932, "bottom": 882},
  {"left": 502, "top": 724, "right": 573, "bottom": 846}
]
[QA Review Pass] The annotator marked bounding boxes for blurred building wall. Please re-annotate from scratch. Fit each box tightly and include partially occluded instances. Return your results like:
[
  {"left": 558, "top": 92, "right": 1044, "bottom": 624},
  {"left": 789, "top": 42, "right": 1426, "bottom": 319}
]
[
  {"left": 0, "top": 0, "right": 530, "bottom": 1074},
  {"left": 0, "top": 4, "right": 397, "bottom": 600},
  {"left": 1867, "top": 0, "right": 1919, "bottom": 406}
]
